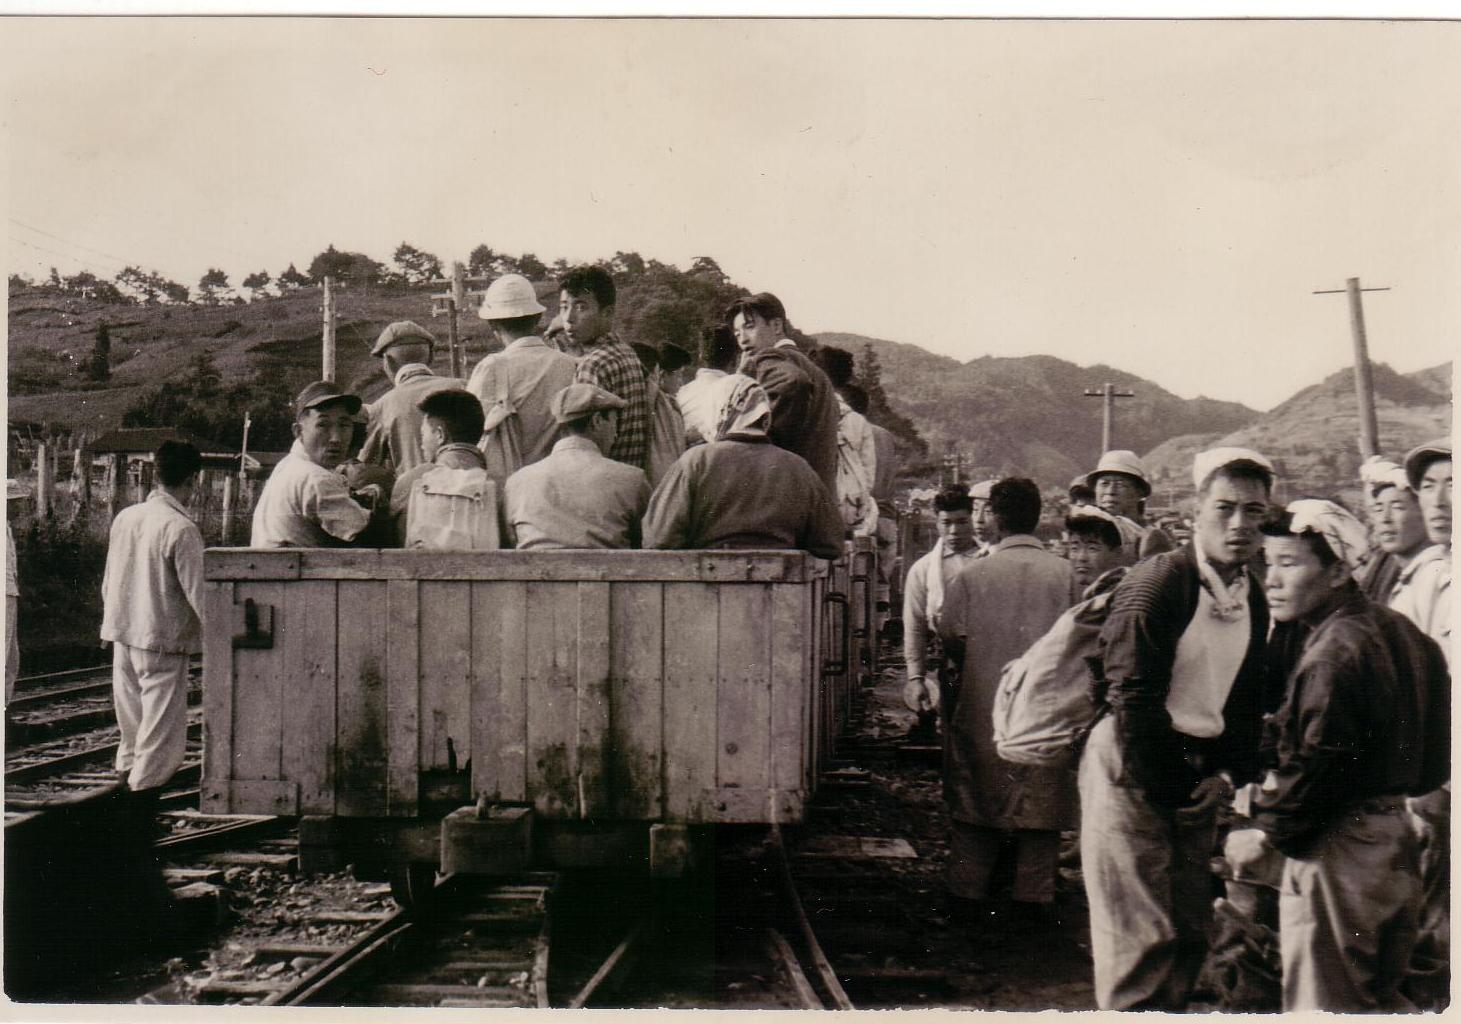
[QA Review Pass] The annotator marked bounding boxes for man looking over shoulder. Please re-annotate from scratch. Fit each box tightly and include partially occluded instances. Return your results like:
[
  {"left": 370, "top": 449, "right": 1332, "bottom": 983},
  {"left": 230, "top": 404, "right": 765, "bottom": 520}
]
[
  {"left": 730, "top": 293, "right": 840, "bottom": 499},
  {"left": 359, "top": 320, "right": 461, "bottom": 473},
  {"left": 251, "top": 381, "right": 384, "bottom": 547},
  {"left": 1079, "top": 447, "right": 1275, "bottom": 1010},
  {"left": 391, "top": 389, "right": 500, "bottom": 549},
  {"left": 561, "top": 266, "right": 649, "bottom": 471}
]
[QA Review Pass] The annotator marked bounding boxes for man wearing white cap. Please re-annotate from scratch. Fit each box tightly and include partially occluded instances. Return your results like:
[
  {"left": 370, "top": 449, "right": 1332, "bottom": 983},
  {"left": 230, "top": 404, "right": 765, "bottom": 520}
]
[
  {"left": 359, "top": 320, "right": 462, "bottom": 474},
  {"left": 968, "top": 478, "right": 997, "bottom": 554},
  {"left": 1079, "top": 446, "right": 1275, "bottom": 1009},
  {"left": 1082, "top": 449, "right": 1174, "bottom": 563},
  {"left": 1223, "top": 500, "right": 1448, "bottom": 1010},
  {"left": 1356, "top": 455, "right": 1429, "bottom": 602},
  {"left": 503, "top": 383, "right": 650, "bottom": 550},
  {"left": 468, "top": 274, "right": 577, "bottom": 470}
]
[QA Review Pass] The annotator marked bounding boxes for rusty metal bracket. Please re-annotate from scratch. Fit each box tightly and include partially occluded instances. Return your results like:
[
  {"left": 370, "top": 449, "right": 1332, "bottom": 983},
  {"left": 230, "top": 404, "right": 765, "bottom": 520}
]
[{"left": 232, "top": 597, "right": 275, "bottom": 649}]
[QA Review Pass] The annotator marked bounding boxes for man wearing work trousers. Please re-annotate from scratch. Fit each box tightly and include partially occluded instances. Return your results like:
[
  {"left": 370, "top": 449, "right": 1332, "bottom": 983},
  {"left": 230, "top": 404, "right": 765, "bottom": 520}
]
[
  {"left": 100, "top": 440, "right": 206, "bottom": 828},
  {"left": 1079, "top": 447, "right": 1274, "bottom": 1009}
]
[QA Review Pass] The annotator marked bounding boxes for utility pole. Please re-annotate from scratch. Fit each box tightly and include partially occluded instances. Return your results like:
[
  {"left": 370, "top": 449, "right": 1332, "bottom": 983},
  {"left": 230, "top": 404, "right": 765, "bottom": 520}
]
[
  {"left": 447, "top": 261, "right": 466, "bottom": 379},
  {"left": 1083, "top": 382, "right": 1136, "bottom": 453},
  {"left": 322, "top": 276, "right": 337, "bottom": 382},
  {"left": 1313, "top": 277, "right": 1389, "bottom": 459}
]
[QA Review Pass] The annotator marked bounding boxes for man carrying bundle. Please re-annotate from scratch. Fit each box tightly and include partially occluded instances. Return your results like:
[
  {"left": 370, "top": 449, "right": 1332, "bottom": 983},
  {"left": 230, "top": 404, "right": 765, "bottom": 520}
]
[{"left": 391, "top": 389, "right": 501, "bottom": 550}]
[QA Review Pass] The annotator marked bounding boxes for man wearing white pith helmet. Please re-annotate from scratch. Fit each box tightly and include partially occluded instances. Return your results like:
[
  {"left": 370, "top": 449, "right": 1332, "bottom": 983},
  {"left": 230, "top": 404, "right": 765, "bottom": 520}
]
[
  {"left": 467, "top": 274, "right": 578, "bottom": 469},
  {"left": 359, "top": 320, "right": 462, "bottom": 474},
  {"left": 1082, "top": 450, "right": 1175, "bottom": 564}
]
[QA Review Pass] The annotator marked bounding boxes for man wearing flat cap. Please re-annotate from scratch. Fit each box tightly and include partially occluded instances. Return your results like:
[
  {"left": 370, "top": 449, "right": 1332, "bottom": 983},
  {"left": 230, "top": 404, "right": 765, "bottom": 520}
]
[
  {"left": 503, "top": 383, "right": 650, "bottom": 550},
  {"left": 359, "top": 320, "right": 462, "bottom": 474},
  {"left": 1079, "top": 446, "right": 1275, "bottom": 1010},
  {"left": 251, "top": 381, "right": 383, "bottom": 547}
]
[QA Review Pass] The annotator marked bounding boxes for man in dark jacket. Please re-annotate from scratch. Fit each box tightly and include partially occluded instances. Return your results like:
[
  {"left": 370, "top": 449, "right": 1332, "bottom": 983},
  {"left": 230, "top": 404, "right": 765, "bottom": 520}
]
[
  {"left": 1079, "top": 447, "right": 1275, "bottom": 1010},
  {"left": 729, "top": 293, "right": 840, "bottom": 499},
  {"left": 1225, "top": 500, "right": 1449, "bottom": 1011}
]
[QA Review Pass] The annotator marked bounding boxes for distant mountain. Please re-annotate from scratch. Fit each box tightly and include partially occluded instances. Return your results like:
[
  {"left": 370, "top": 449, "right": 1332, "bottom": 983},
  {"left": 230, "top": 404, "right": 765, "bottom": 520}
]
[
  {"left": 816, "top": 332, "right": 1260, "bottom": 488},
  {"left": 1142, "top": 361, "right": 1452, "bottom": 505}
]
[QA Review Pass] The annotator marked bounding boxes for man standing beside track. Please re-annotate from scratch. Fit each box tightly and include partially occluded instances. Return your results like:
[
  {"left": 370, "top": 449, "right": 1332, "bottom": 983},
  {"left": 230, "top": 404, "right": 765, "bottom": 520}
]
[
  {"left": 730, "top": 293, "right": 840, "bottom": 499},
  {"left": 1079, "top": 447, "right": 1274, "bottom": 1010},
  {"left": 100, "top": 441, "right": 206, "bottom": 823},
  {"left": 359, "top": 320, "right": 461, "bottom": 474},
  {"left": 901, "top": 486, "right": 984, "bottom": 718},
  {"left": 561, "top": 266, "right": 650, "bottom": 472}
]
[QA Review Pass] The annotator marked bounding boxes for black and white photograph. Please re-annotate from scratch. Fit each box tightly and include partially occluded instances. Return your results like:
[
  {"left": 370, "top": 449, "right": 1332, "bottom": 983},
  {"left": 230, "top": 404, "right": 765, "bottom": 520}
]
[{"left": 2, "top": 7, "right": 1455, "bottom": 1016}]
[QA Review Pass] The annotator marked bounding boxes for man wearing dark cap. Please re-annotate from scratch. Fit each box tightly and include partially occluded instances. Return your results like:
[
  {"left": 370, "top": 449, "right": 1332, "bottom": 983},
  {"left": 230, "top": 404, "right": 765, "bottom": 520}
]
[
  {"left": 503, "top": 383, "right": 650, "bottom": 550},
  {"left": 359, "top": 320, "right": 462, "bottom": 473},
  {"left": 730, "top": 293, "right": 840, "bottom": 498},
  {"left": 250, "top": 382, "right": 381, "bottom": 547}
]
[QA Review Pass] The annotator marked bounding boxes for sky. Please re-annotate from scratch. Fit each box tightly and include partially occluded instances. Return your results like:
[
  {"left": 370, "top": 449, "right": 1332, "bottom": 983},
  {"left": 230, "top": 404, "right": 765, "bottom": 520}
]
[{"left": 4, "top": 16, "right": 1458, "bottom": 410}]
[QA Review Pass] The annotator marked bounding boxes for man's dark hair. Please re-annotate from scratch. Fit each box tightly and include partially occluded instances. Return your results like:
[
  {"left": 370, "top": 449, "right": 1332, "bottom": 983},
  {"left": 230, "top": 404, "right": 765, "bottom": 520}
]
[
  {"left": 559, "top": 265, "right": 615, "bottom": 310},
  {"left": 990, "top": 477, "right": 1042, "bottom": 536},
  {"left": 1258, "top": 508, "right": 1340, "bottom": 567},
  {"left": 702, "top": 324, "right": 739, "bottom": 371},
  {"left": 155, "top": 440, "right": 202, "bottom": 487},
  {"left": 1064, "top": 513, "right": 1121, "bottom": 550},
  {"left": 817, "top": 346, "right": 856, "bottom": 387},
  {"left": 1200, "top": 459, "right": 1274, "bottom": 497},
  {"left": 494, "top": 311, "right": 543, "bottom": 338},
  {"left": 727, "top": 292, "right": 787, "bottom": 329},
  {"left": 418, "top": 389, "right": 486, "bottom": 444},
  {"left": 1068, "top": 482, "right": 1095, "bottom": 504},
  {"left": 933, "top": 486, "right": 973, "bottom": 514},
  {"left": 838, "top": 383, "right": 870, "bottom": 416}
]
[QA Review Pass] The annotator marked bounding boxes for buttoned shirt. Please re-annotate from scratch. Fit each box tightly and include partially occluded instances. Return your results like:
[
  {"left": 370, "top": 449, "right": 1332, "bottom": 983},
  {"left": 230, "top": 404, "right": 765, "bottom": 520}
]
[
  {"left": 573, "top": 334, "right": 649, "bottom": 470},
  {"left": 1389, "top": 543, "right": 1452, "bottom": 664},
  {"left": 466, "top": 336, "right": 579, "bottom": 466},
  {"left": 250, "top": 440, "right": 372, "bottom": 548},
  {"left": 100, "top": 490, "right": 205, "bottom": 655},
  {"left": 901, "top": 541, "right": 984, "bottom": 678},
  {"left": 504, "top": 435, "right": 650, "bottom": 550},
  {"left": 359, "top": 364, "right": 463, "bottom": 473},
  {"left": 676, "top": 368, "right": 752, "bottom": 445}
]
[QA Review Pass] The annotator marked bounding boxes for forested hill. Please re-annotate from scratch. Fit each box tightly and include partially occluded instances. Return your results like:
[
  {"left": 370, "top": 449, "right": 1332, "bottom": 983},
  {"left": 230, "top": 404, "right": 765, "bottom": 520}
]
[{"left": 815, "top": 331, "right": 1259, "bottom": 487}]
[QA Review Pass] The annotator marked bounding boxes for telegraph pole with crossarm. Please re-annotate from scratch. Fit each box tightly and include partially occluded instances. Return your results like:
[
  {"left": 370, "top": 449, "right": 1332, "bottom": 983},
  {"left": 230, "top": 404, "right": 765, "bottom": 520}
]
[
  {"left": 1313, "top": 277, "right": 1390, "bottom": 460},
  {"left": 1083, "top": 382, "right": 1135, "bottom": 453}
]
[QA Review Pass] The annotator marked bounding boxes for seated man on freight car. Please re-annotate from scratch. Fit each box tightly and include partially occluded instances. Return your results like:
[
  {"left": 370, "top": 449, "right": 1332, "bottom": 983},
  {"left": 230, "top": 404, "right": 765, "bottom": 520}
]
[
  {"left": 503, "top": 383, "right": 650, "bottom": 549},
  {"left": 391, "top": 388, "right": 502, "bottom": 549},
  {"left": 642, "top": 377, "right": 843, "bottom": 559},
  {"left": 251, "top": 381, "right": 385, "bottom": 547}
]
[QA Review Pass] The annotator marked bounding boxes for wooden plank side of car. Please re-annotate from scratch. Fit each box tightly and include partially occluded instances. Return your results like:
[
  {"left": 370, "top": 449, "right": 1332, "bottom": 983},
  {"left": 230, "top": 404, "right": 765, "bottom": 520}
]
[
  {"left": 385, "top": 579, "right": 420, "bottom": 816},
  {"left": 608, "top": 582, "right": 664, "bottom": 820},
  {"left": 200, "top": 580, "right": 236, "bottom": 813},
  {"left": 661, "top": 580, "right": 719, "bottom": 822},
  {"left": 716, "top": 583, "right": 772, "bottom": 796},
  {"left": 282, "top": 579, "right": 337, "bottom": 815},
  {"left": 336, "top": 580, "right": 389, "bottom": 817},
  {"left": 230, "top": 581, "right": 286, "bottom": 785}
]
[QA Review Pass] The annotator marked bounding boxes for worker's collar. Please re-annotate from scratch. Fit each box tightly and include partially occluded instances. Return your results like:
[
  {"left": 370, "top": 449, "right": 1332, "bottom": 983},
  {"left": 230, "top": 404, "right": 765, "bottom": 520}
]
[
  {"left": 695, "top": 367, "right": 727, "bottom": 380},
  {"left": 992, "top": 534, "right": 1044, "bottom": 553},
  {"left": 504, "top": 335, "right": 547, "bottom": 353},
  {"left": 552, "top": 435, "right": 603, "bottom": 456},
  {"left": 433, "top": 443, "right": 487, "bottom": 467},
  {"left": 393, "top": 363, "right": 435, "bottom": 386},
  {"left": 773, "top": 339, "right": 797, "bottom": 350},
  {"left": 149, "top": 489, "right": 191, "bottom": 516}
]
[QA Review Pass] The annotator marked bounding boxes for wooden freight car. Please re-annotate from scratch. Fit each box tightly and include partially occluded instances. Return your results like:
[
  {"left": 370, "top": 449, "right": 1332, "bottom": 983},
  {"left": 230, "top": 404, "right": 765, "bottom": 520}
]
[{"left": 201, "top": 548, "right": 858, "bottom": 899}]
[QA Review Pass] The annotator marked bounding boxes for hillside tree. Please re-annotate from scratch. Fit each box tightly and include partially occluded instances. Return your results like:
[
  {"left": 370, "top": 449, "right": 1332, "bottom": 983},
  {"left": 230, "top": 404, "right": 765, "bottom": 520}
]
[
  {"left": 115, "top": 266, "right": 187, "bottom": 305},
  {"left": 198, "top": 267, "right": 231, "bottom": 304},
  {"left": 516, "top": 253, "right": 547, "bottom": 280},
  {"left": 307, "top": 245, "right": 385, "bottom": 287},
  {"left": 468, "top": 244, "right": 498, "bottom": 276},
  {"left": 856, "top": 344, "right": 927, "bottom": 453},
  {"left": 87, "top": 322, "right": 111, "bottom": 382},
  {"left": 242, "top": 270, "right": 271, "bottom": 298},
  {"left": 277, "top": 263, "right": 310, "bottom": 290},
  {"left": 392, "top": 242, "right": 443, "bottom": 285}
]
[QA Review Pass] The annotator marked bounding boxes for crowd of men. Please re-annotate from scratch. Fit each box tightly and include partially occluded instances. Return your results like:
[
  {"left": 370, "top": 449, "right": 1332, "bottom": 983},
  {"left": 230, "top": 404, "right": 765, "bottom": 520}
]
[
  {"left": 903, "top": 441, "right": 1451, "bottom": 1012},
  {"left": 83, "top": 260, "right": 1449, "bottom": 1012}
]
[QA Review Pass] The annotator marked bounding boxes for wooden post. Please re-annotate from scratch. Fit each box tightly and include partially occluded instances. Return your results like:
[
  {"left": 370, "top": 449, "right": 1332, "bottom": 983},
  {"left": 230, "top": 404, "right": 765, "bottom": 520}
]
[
  {"left": 1313, "top": 278, "right": 1390, "bottom": 460},
  {"left": 322, "top": 276, "right": 337, "bottom": 383},
  {"left": 72, "top": 447, "right": 90, "bottom": 506},
  {"left": 222, "top": 474, "right": 236, "bottom": 545},
  {"left": 137, "top": 459, "right": 153, "bottom": 503},
  {"left": 35, "top": 443, "right": 52, "bottom": 519},
  {"left": 1083, "top": 382, "right": 1136, "bottom": 453},
  {"left": 105, "top": 454, "right": 123, "bottom": 520},
  {"left": 448, "top": 261, "right": 466, "bottom": 379}
]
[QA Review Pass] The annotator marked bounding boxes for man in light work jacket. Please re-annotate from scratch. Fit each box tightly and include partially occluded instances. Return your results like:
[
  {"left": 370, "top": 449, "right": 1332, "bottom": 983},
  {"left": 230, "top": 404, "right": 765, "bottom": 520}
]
[
  {"left": 100, "top": 441, "right": 206, "bottom": 825},
  {"left": 730, "top": 293, "right": 839, "bottom": 499},
  {"left": 467, "top": 274, "right": 577, "bottom": 468},
  {"left": 359, "top": 320, "right": 462, "bottom": 473},
  {"left": 936, "top": 477, "right": 1075, "bottom": 920},
  {"left": 504, "top": 384, "right": 650, "bottom": 550},
  {"left": 1080, "top": 447, "right": 1274, "bottom": 1010}
]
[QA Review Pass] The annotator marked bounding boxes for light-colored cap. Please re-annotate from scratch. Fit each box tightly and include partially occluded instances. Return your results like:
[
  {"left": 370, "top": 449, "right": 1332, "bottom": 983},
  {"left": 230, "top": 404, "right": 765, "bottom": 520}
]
[
  {"left": 550, "top": 383, "right": 626, "bottom": 425},
  {"left": 968, "top": 478, "right": 996, "bottom": 500},
  {"left": 1359, "top": 455, "right": 1411, "bottom": 497},
  {"left": 1403, "top": 438, "right": 1451, "bottom": 491},
  {"left": 1065, "top": 503, "right": 1119, "bottom": 525},
  {"left": 478, "top": 274, "right": 546, "bottom": 321},
  {"left": 371, "top": 320, "right": 436, "bottom": 357},
  {"left": 1084, "top": 450, "right": 1151, "bottom": 497},
  {"left": 1282, "top": 498, "right": 1371, "bottom": 573},
  {"left": 1192, "top": 446, "right": 1274, "bottom": 490}
]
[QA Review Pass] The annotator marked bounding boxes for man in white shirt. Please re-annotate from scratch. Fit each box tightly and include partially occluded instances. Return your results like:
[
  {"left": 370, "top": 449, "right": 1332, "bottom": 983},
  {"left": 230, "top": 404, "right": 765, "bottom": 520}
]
[
  {"left": 676, "top": 324, "right": 750, "bottom": 446},
  {"left": 902, "top": 487, "right": 985, "bottom": 715},
  {"left": 100, "top": 441, "right": 206, "bottom": 818},
  {"left": 359, "top": 320, "right": 461, "bottom": 473},
  {"left": 251, "top": 382, "right": 382, "bottom": 547}
]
